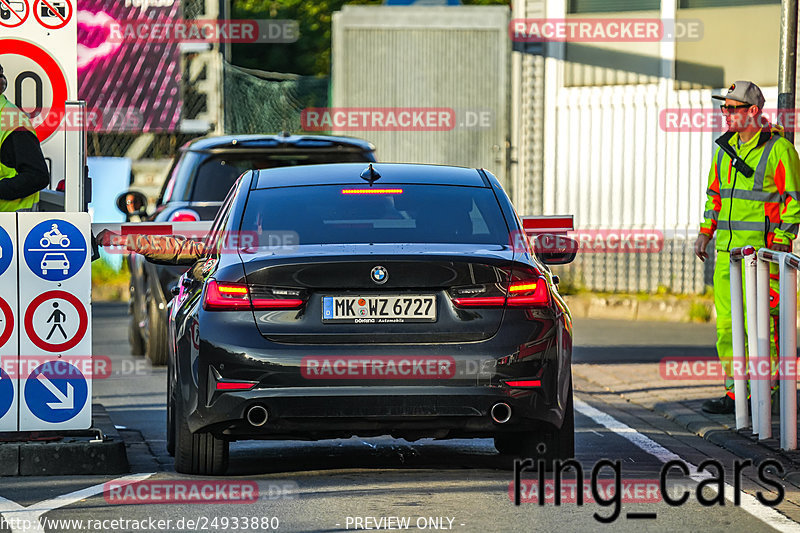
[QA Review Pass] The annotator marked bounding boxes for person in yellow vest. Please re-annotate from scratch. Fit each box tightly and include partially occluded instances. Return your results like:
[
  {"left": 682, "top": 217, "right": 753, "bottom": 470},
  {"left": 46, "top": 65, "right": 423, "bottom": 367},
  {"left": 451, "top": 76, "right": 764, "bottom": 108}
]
[
  {"left": 694, "top": 81, "right": 800, "bottom": 414},
  {"left": 0, "top": 63, "right": 50, "bottom": 212}
]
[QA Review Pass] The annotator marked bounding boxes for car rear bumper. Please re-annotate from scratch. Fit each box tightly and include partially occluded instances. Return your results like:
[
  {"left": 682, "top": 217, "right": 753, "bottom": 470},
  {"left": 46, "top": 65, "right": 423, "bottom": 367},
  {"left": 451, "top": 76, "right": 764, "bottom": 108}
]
[
  {"left": 188, "top": 384, "right": 564, "bottom": 440},
  {"left": 176, "top": 305, "right": 573, "bottom": 440}
]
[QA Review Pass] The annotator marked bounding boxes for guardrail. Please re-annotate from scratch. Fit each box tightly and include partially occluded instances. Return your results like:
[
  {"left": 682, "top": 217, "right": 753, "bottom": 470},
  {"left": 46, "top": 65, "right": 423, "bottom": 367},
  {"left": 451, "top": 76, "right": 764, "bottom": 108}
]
[{"left": 730, "top": 245, "right": 798, "bottom": 450}]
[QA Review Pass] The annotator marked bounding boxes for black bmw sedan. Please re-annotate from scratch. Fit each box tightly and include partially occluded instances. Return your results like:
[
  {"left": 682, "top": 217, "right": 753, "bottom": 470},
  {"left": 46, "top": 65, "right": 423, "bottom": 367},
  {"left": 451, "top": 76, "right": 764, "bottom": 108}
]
[{"left": 163, "top": 163, "right": 576, "bottom": 475}]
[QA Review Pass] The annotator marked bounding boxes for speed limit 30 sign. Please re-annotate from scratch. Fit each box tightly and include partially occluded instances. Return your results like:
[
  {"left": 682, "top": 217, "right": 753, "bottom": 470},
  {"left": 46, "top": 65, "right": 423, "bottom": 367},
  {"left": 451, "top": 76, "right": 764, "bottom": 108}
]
[
  {"left": 0, "top": 38, "right": 68, "bottom": 143},
  {"left": 0, "top": 0, "right": 76, "bottom": 189}
]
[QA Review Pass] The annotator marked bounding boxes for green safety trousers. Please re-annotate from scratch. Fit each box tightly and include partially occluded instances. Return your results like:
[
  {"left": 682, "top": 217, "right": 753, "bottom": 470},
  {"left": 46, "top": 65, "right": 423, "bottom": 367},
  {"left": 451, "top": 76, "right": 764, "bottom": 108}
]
[{"left": 713, "top": 250, "right": 780, "bottom": 397}]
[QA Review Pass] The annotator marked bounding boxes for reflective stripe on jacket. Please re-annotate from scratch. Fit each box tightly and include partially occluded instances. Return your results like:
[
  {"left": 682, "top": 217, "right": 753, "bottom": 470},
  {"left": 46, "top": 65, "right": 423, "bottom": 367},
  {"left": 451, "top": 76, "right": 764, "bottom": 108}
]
[
  {"left": 701, "top": 126, "right": 800, "bottom": 250},
  {"left": 0, "top": 95, "right": 40, "bottom": 212}
]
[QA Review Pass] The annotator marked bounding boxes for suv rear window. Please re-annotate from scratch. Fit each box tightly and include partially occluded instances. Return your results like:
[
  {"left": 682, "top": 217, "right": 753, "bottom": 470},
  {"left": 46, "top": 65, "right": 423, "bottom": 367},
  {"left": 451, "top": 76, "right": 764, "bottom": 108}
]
[
  {"left": 239, "top": 184, "right": 509, "bottom": 246},
  {"left": 191, "top": 152, "right": 372, "bottom": 202}
]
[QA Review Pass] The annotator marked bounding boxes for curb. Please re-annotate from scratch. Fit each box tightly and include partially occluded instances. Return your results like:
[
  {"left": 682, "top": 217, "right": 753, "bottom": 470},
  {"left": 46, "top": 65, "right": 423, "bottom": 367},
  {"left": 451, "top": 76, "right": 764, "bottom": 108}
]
[
  {"left": 650, "top": 398, "right": 800, "bottom": 483},
  {"left": 0, "top": 403, "right": 129, "bottom": 476},
  {"left": 564, "top": 294, "right": 713, "bottom": 323}
]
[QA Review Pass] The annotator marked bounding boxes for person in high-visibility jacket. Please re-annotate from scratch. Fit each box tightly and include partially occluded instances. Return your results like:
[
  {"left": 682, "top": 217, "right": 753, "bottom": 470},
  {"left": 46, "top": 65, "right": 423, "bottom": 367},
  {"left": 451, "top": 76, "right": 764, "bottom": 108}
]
[
  {"left": 0, "top": 63, "right": 49, "bottom": 212},
  {"left": 694, "top": 81, "right": 800, "bottom": 414}
]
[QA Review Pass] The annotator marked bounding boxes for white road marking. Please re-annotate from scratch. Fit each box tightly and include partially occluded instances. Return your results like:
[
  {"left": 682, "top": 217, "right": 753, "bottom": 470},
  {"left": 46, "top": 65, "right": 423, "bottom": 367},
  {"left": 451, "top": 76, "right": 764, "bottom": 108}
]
[
  {"left": 0, "top": 472, "right": 153, "bottom": 533},
  {"left": 576, "top": 398, "right": 800, "bottom": 532}
]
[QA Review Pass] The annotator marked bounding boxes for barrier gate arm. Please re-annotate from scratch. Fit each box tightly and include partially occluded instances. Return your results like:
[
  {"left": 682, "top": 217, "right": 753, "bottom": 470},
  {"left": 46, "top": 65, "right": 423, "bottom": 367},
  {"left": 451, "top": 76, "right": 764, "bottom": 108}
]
[
  {"left": 521, "top": 215, "right": 575, "bottom": 236},
  {"left": 91, "top": 221, "right": 215, "bottom": 241}
]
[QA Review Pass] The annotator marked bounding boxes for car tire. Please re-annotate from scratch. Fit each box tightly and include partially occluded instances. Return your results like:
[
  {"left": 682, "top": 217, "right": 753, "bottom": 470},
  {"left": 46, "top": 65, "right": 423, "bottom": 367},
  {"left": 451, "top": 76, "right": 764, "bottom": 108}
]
[
  {"left": 145, "top": 294, "right": 168, "bottom": 366},
  {"left": 493, "top": 378, "right": 575, "bottom": 467},
  {"left": 174, "top": 397, "right": 228, "bottom": 475},
  {"left": 128, "top": 316, "right": 145, "bottom": 356}
]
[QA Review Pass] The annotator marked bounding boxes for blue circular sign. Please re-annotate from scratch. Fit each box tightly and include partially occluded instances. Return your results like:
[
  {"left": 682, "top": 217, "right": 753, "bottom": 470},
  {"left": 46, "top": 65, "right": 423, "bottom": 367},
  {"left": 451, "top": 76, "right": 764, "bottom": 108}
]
[
  {"left": 0, "top": 368, "right": 12, "bottom": 419},
  {"left": 24, "top": 219, "right": 87, "bottom": 281},
  {"left": 0, "top": 226, "right": 13, "bottom": 278},
  {"left": 24, "top": 362, "right": 88, "bottom": 423}
]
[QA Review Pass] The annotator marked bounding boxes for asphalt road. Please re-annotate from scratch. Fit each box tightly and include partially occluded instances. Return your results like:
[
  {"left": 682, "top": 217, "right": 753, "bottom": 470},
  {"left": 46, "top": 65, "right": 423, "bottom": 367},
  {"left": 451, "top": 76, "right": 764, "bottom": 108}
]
[{"left": 0, "top": 305, "right": 797, "bottom": 533}]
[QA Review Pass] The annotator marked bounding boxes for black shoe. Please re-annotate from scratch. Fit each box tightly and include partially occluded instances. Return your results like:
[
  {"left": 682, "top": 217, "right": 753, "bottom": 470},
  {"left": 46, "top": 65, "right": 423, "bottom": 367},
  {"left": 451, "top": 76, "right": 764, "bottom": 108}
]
[{"left": 702, "top": 395, "right": 735, "bottom": 414}]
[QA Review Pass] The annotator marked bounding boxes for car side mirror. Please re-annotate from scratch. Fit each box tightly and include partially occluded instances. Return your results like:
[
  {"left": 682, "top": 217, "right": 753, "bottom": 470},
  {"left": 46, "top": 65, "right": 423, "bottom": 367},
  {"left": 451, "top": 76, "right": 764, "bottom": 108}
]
[
  {"left": 533, "top": 234, "right": 578, "bottom": 265},
  {"left": 115, "top": 190, "right": 149, "bottom": 218}
]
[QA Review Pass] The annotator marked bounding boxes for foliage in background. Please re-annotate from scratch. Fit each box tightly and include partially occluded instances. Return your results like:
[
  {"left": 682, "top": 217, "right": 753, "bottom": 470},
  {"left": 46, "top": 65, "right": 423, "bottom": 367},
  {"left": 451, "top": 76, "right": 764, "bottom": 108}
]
[
  {"left": 231, "top": 0, "right": 511, "bottom": 76},
  {"left": 688, "top": 301, "right": 713, "bottom": 322},
  {"left": 92, "top": 258, "right": 131, "bottom": 302}
]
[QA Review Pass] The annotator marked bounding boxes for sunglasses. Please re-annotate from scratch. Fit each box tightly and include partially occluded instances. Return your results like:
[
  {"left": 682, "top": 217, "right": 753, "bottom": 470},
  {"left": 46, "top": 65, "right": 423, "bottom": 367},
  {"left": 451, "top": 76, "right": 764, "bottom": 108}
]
[{"left": 719, "top": 104, "right": 751, "bottom": 114}]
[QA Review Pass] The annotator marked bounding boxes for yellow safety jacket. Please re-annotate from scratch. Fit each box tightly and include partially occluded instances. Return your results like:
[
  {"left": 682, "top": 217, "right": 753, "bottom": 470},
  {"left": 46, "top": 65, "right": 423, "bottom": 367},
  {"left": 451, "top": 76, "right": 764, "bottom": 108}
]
[
  {"left": 0, "top": 95, "right": 41, "bottom": 211},
  {"left": 701, "top": 125, "right": 800, "bottom": 250}
]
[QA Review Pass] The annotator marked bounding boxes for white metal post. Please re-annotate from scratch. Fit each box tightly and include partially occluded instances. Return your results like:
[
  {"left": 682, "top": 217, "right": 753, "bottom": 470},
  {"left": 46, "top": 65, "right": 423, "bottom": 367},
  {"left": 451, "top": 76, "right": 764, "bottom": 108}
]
[
  {"left": 64, "top": 101, "right": 87, "bottom": 213},
  {"left": 779, "top": 254, "right": 798, "bottom": 450},
  {"left": 756, "top": 257, "right": 772, "bottom": 439},
  {"left": 744, "top": 253, "right": 761, "bottom": 434},
  {"left": 729, "top": 255, "right": 749, "bottom": 430}
]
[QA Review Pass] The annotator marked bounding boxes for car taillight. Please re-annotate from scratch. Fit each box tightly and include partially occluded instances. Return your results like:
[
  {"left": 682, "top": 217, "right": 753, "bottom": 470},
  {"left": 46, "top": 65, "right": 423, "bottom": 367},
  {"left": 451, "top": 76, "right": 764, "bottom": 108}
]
[
  {"left": 204, "top": 281, "right": 305, "bottom": 311},
  {"left": 169, "top": 209, "right": 200, "bottom": 222},
  {"left": 204, "top": 281, "right": 251, "bottom": 310},
  {"left": 451, "top": 277, "right": 550, "bottom": 308},
  {"left": 341, "top": 188, "right": 403, "bottom": 195},
  {"left": 503, "top": 379, "right": 542, "bottom": 388},
  {"left": 215, "top": 381, "right": 257, "bottom": 391},
  {"left": 249, "top": 287, "right": 305, "bottom": 310},
  {"left": 507, "top": 278, "right": 550, "bottom": 307}
]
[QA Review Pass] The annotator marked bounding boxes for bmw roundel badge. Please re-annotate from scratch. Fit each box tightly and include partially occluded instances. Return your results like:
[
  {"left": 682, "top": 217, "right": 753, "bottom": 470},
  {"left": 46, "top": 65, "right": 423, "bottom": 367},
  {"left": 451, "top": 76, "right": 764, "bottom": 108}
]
[{"left": 371, "top": 266, "right": 388, "bottom": 284}]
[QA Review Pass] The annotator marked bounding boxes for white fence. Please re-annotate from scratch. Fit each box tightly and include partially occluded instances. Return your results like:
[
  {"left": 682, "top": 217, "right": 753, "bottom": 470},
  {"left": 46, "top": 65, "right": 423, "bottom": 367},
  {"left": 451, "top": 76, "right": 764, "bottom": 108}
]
[{"left": 539, "top": 83, "right": 780, "bottom": 294}]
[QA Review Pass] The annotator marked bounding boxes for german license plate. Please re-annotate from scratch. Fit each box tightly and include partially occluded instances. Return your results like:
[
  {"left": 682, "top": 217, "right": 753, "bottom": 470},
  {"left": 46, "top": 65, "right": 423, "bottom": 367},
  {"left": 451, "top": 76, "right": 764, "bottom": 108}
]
[{"left": 322, "top": 295, "right": 436, "bottom": 323}]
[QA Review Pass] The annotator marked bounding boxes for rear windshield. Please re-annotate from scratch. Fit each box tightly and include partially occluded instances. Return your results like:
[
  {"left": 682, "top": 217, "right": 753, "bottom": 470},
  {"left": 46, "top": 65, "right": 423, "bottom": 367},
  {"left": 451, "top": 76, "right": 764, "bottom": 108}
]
[
  {"left": 239, "top": 184, "right": 510, "bottom": 245},
  {"left": 191, "top": 152, "right": 372, "bottom": 202}
]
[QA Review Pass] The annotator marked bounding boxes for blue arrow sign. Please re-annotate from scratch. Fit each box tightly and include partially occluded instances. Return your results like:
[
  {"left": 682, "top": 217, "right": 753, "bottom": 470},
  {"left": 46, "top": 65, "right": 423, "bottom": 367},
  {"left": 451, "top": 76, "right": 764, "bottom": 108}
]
[
  {"left": 24, "top": 362, "right": 88, "bottom": 423},
  {"left": 0, "top": 225, "right": 13, "bottom": 278},
  {"left": 0, "top": 368, "right": 12, "bottom": 419},
  {"left": 24, "top": 219, "right": 87, "bottom": 282}
]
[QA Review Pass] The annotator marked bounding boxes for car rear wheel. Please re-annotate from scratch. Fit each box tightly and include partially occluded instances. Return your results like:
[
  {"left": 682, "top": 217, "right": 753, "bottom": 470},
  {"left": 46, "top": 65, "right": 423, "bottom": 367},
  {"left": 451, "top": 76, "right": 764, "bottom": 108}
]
[
  {"left": 174, "top": 397, "right": 228, "bottom": 475},
  {"left": 494, "top": 378, "right": 575, "bottom": 467},
  {"left": 128, "top": 315, "right": 145, "bottom": 356},
  {"left": 145, "top": 292, "right": 168, "bottom": 366}
]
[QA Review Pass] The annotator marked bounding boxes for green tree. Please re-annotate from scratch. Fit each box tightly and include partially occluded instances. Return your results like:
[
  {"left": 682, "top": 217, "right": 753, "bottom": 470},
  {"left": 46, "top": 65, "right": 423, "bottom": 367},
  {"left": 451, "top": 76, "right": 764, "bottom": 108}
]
[{"left": 231, "top": 0, "right": 510, "bottom": 77}]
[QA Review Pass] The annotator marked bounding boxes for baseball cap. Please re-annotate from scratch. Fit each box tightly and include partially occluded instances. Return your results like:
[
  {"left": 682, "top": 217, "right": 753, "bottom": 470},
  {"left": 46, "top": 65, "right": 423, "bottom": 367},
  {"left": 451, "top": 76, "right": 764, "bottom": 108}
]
[{"left": 712, "top": 81, "right": 765, "bottom": 109}]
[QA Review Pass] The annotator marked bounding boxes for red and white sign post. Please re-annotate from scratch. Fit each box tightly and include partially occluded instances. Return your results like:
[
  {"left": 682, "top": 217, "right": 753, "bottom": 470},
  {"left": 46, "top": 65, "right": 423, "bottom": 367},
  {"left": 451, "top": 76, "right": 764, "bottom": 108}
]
[{"left": 18, "top": 213, "right": 91, "bottom": 431}]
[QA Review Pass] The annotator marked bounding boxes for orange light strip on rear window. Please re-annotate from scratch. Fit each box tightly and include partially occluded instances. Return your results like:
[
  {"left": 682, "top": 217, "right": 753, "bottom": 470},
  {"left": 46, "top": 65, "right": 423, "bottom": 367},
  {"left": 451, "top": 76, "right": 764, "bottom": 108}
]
[{"left": 341, "top": 188, "right": 404, "bottom": 194}]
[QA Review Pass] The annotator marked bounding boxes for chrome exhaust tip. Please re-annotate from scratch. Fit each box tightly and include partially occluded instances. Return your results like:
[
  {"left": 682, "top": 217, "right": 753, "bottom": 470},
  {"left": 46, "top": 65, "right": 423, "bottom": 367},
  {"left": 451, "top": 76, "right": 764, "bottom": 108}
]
[
  {"left": 490, "top": 402, "right": 512, "bottom": 424},
  {"left": 246, "top": 405, "right": 269, "bottom": 427}
]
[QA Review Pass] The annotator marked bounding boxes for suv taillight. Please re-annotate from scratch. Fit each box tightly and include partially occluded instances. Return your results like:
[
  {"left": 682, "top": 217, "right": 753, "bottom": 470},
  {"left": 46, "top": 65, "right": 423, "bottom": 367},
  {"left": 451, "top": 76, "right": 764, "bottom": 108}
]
[
  {"left": 169, "top": 209, "right": 200, "bottom": 222},
  {"left": 203, "top": 281, "right": 305, "bottom": 311}
]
